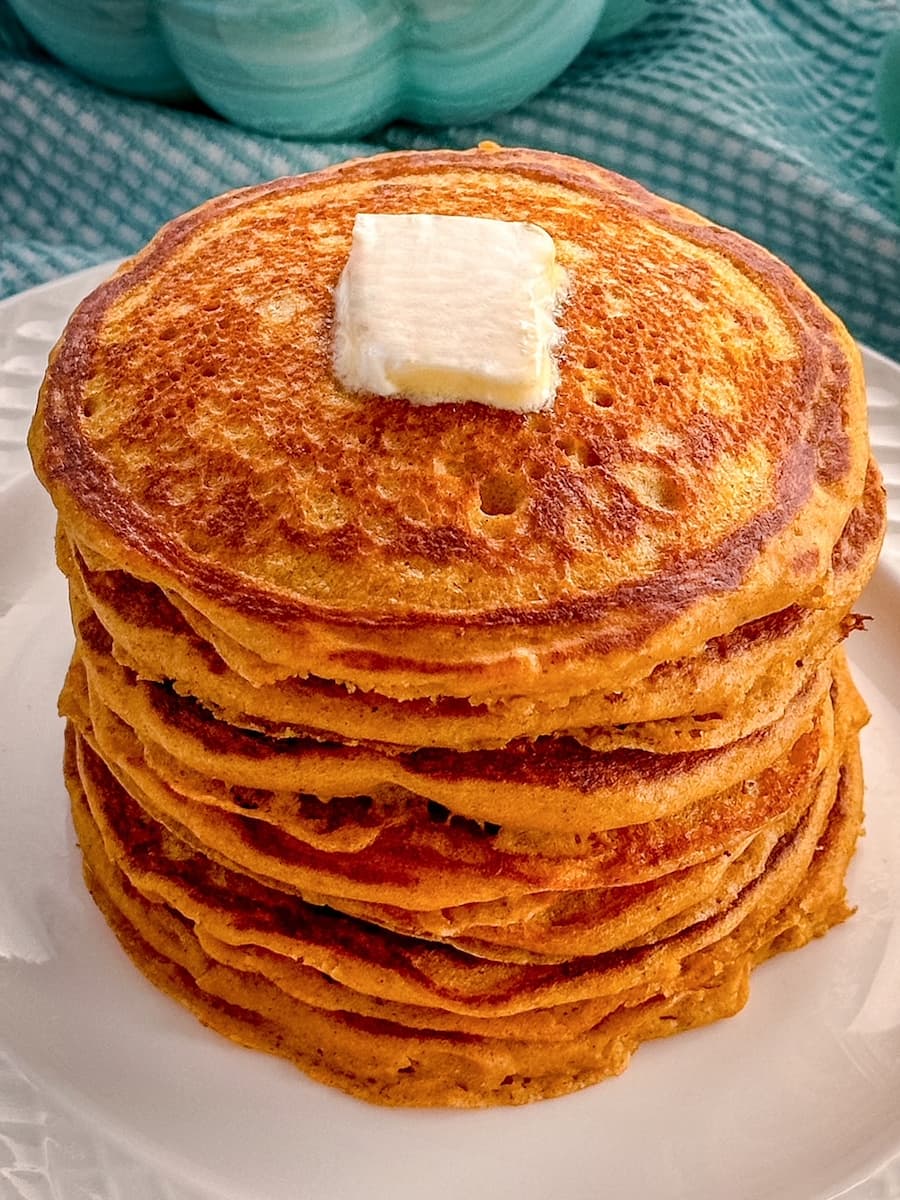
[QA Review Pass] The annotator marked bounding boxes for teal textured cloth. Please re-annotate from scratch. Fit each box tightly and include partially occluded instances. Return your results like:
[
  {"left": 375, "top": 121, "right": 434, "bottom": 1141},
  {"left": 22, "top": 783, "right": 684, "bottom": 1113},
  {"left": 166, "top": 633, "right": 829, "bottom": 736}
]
[{"left": 1, "top": 0, "right": 899, "bottom": 360}]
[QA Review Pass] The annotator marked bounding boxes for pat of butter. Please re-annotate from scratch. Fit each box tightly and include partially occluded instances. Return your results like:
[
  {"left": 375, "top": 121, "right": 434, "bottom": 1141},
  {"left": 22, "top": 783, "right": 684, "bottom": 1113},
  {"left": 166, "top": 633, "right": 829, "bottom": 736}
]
[{"left": 333, "top": 213, "right": 565, "bottom": 412}]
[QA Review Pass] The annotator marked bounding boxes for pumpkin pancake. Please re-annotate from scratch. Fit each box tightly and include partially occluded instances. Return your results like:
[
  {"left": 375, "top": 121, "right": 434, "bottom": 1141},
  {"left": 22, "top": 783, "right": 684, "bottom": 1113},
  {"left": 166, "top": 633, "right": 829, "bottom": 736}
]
[
  {"left": 68, "top": 720, "right": 863, "bottom": 1104},
  {"left": 67, "top": 662, "right": 860, "bottom": 1021},
  {"left": 62, "top": 657, "right": 832, "bottom": 904},
  {"left": 72, "top": 613, "right": 833, "bottom": 835},
  {"left": 31, "top": 146, "right": 872, "bottom": 703},
  {"left": 63, "top": 651, "right": 855, "bottom": 936},
  {"left": 58, "top": 456, "right": 884, "bottom": 752},
  {"left": 81, "top": 856, "right": 755, "bottom": 1106}
]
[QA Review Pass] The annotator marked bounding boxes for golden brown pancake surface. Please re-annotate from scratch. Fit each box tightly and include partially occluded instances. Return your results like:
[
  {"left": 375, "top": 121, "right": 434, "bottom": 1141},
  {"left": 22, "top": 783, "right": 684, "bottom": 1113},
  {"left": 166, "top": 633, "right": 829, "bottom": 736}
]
[{"left": 30, "top": 147, "right": 871, "bottom": 698}]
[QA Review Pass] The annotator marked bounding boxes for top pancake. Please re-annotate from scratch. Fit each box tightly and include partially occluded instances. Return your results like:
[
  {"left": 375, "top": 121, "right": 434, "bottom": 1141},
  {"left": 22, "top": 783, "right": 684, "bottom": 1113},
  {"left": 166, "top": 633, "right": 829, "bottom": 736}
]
[{"left": 29, "top": 146, "right": 871, "bottom": 698}]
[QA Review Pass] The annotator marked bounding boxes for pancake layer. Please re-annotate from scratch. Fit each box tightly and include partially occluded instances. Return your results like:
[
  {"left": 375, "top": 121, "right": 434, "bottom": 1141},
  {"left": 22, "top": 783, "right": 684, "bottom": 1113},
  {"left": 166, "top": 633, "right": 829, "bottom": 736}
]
[
  {"left": 31, "top": 147, "right": 874, "bottom": 700},
  {"left": 29, "top": 146, "right": 884, "bottom": 1106},
  {"left": 67, "top": 711, "right": 863, "bottom": 1105}
]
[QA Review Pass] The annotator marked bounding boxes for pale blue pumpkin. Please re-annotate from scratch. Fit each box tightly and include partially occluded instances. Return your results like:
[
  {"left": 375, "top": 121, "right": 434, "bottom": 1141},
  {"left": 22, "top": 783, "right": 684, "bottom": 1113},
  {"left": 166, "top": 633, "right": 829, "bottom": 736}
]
[
  {"left": 6, "top": 0, "right": 190, "bottom": 98},
  {"left": 8, "top": 0, "right": 653, "bottom": 138}
]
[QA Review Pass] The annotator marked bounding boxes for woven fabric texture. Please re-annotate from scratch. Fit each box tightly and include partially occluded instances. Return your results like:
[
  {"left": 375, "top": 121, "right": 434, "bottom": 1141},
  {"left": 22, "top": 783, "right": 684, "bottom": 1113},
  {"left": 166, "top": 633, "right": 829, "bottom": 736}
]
[{"left": 1, "top": 0, "right": 898, "bottom": 359}]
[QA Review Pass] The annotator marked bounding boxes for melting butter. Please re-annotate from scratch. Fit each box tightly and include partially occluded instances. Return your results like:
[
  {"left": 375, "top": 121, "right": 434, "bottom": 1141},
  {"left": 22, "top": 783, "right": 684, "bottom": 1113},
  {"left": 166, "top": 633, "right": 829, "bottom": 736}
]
[{"left": 333, "top": 213, "right": 565, "bottom": 412}]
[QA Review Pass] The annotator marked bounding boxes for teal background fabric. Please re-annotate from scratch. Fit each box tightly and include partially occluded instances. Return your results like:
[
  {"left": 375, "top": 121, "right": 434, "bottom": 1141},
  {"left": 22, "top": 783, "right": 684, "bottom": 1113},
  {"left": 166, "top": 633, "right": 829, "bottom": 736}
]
[{"left": 2, "top": 0, "right": 899, "bottom": 360}]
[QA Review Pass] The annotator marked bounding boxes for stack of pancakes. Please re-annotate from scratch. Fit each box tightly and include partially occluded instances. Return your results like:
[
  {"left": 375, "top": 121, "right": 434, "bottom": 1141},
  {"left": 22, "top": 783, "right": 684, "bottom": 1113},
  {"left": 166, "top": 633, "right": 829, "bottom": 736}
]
[{"left": 29, "top": 147, "right": 885, "bottom": 1107}]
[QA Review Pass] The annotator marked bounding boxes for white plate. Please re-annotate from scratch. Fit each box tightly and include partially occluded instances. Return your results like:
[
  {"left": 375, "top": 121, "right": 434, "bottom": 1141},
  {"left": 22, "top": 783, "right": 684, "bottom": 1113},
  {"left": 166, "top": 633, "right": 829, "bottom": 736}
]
[{"left": 1, "top": 266, "right": 899, "bottom": 1200}]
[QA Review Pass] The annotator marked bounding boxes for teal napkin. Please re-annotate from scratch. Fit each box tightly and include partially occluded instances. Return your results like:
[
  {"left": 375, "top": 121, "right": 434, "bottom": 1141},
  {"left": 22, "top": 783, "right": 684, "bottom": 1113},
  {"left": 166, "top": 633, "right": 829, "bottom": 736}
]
[{"left": 2, "top": 0, "right": 898, "bottom": 361}]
